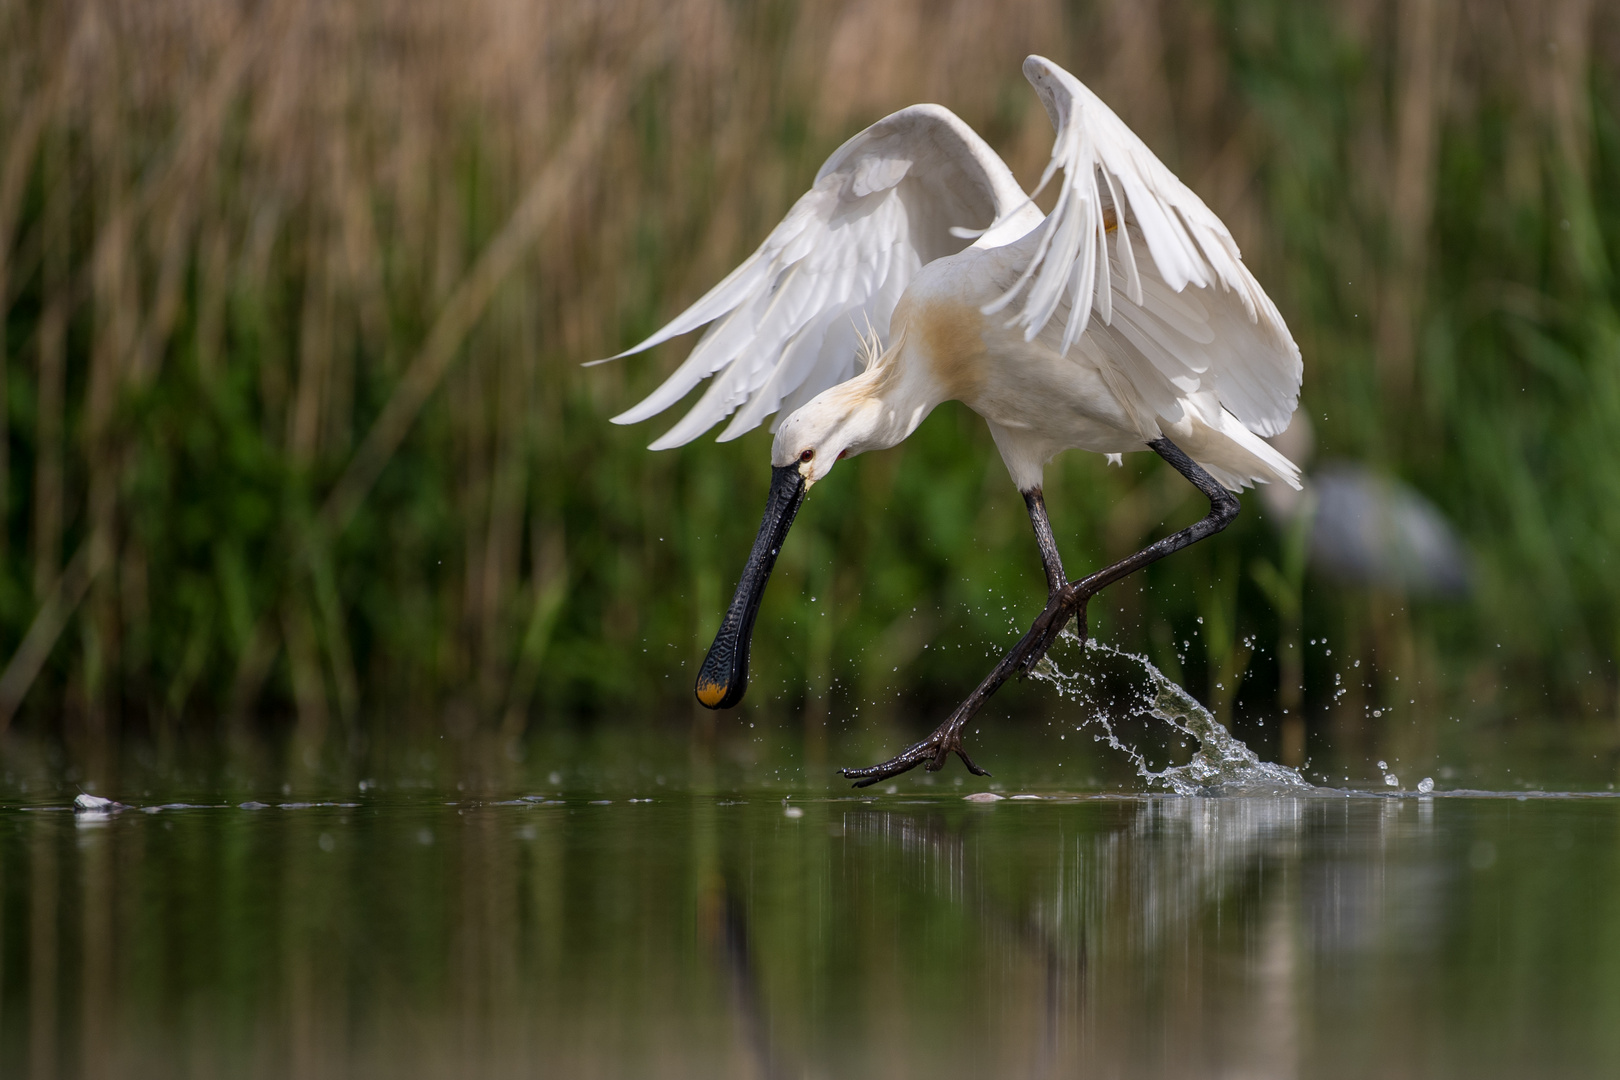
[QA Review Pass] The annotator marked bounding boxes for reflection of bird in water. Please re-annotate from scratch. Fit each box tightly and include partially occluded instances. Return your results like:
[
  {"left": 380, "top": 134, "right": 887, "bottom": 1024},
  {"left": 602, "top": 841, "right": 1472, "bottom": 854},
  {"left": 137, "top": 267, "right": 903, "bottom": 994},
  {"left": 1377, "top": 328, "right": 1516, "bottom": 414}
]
[
  {"left": 843, "top": 809, "right": 1080, "bottom": 1080},
  {"left": 600, "top": 56, "right": 1302, "bottom": 785},
  {"left": 1261, "top": 415, "right": 1469, "bottom": 597},
  {"left": 838, "top": 800, "right": 1318, "bottom": 1078},
  {"left": 702, "top": 799, "right": 1434, "bottom": 1079},
  {"left": 706, "top": 818, "right": 1078, "bottom": 1080},
  {"left": 705, "top": 882, "right": 784, "bottom": 1080}
]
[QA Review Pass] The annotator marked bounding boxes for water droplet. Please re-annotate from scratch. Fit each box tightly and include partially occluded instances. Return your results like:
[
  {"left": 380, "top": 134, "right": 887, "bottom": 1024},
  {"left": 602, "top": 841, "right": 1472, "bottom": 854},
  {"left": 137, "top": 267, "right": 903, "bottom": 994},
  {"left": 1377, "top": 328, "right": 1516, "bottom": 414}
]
[
  {"left": 1028, "top": 635, "right": 1311, "bottom": 795},
  {"left": 1417, "top": 777, "right": 1435, "bottom": 794}
]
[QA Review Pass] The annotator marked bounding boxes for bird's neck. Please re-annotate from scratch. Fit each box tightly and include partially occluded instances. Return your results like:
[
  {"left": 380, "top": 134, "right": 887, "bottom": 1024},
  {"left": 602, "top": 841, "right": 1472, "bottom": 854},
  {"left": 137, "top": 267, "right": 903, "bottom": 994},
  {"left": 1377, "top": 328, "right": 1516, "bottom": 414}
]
[{"left": 836, "top": 335, "right": 949, "bottom": 455}]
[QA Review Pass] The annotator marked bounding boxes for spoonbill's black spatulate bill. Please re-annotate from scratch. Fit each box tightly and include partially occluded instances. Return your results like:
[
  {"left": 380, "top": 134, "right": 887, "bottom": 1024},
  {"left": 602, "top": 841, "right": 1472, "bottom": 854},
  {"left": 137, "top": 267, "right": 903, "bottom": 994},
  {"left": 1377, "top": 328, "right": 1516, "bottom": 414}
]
[{"left": 596, "top": 56, "right": 1303, "bottom": 785}]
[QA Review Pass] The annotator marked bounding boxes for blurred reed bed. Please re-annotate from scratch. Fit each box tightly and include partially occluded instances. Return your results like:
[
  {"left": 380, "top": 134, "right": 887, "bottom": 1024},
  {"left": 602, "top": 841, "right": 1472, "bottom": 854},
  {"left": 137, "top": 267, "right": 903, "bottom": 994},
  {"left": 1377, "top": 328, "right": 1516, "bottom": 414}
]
[{"left": 0, "top": 0, "right": 1616, "bottom": 763}]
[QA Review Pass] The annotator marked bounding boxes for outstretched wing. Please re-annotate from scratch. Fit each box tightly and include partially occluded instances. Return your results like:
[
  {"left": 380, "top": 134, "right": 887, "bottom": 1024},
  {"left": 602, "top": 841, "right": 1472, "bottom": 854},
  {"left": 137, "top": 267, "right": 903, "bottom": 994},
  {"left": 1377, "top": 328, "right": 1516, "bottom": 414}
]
[
  {"left": 993, "top": 56, "right": 1301, "bottom": 437},
  {"left": 602, "top": 105, "right": 1034, "bottom": 449}
]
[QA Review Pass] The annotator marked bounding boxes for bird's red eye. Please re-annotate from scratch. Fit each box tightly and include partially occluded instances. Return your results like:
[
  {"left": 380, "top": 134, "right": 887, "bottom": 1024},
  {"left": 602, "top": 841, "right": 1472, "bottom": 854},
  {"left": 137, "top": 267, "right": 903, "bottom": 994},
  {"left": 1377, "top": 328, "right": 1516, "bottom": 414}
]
[{"left": 799, "top": 449, "right": 814, "bottom": 463}]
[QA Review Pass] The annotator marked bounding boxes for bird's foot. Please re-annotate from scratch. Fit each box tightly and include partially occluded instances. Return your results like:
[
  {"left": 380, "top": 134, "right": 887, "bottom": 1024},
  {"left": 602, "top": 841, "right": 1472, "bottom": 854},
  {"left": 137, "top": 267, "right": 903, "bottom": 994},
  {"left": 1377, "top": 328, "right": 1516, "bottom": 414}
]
[
  {"left": 839, "top": 711, "right": 989, "bottom": 789},
  {"left": 839, "top": 581, "right": 1092, "bottom": 789}
]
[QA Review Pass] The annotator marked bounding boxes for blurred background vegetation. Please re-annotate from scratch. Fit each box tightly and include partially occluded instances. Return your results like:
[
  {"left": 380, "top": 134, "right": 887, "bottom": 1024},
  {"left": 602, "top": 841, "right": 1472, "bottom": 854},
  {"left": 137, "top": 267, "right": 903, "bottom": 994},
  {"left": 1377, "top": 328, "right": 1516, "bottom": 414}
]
[{"left": 0, "top": 0, "right": 1616, "bottom": 776}]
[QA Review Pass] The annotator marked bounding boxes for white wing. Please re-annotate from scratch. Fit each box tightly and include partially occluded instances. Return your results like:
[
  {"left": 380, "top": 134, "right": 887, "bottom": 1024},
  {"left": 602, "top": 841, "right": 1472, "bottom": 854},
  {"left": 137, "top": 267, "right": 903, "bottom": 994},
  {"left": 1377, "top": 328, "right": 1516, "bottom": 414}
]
[
  {"left": 601, "top": 105, "right": 1035, "bottom": 449},
  {"left": 992, "top": 56, "right": 1301, "bottom": 437}
]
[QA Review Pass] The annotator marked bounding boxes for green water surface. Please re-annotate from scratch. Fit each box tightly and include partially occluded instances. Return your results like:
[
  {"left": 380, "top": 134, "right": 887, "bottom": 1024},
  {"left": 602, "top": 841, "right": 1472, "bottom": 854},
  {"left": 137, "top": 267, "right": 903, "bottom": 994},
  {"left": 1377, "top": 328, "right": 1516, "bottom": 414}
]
[{"left": 3, "top": 779, "right": 1619, "bottom": 1079}]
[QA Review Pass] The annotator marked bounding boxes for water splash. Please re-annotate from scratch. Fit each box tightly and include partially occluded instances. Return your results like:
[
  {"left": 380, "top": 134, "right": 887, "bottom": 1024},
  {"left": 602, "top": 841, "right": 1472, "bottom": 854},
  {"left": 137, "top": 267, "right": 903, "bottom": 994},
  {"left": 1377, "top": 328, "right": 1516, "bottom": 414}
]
[{"left": 1031, "top": 632, "right": 1313, "bottom": 795}]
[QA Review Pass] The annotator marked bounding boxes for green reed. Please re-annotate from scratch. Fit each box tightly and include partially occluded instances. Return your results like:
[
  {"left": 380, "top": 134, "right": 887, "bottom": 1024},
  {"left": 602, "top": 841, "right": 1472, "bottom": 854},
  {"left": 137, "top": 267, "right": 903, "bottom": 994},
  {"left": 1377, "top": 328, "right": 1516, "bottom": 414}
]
[{"left": 0, "top": 0, "right": 1615, "bottom": 761}]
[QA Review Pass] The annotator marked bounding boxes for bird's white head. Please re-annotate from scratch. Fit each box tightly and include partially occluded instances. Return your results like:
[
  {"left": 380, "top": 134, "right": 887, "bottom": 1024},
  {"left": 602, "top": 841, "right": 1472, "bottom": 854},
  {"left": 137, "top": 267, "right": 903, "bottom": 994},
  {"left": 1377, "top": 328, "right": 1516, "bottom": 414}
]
[
  {"left": 770, "top": 388, "right": 876, "bottom": 487},
  {"left": 771, "top": 335, "right": 936, "bottom": 487}
]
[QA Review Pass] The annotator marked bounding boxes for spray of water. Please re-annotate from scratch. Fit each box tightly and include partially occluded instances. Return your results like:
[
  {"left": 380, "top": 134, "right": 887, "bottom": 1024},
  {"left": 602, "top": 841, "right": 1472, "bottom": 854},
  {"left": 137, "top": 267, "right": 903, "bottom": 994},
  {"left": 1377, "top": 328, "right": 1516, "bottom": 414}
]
[{"left": 1031, "top": 631, "right": 1313, "bottom": 795}]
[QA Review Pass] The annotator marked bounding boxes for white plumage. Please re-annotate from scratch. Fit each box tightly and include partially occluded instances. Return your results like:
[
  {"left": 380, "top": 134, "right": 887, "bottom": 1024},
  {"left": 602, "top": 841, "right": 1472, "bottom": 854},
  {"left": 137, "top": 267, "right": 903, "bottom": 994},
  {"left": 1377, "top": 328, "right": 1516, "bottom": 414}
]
[
  {"left": 601, "top": 55, "right": 1302, "bottom": 496},
  {"left": 601, "top": 99, "right": 1024, "bottom": 448}
]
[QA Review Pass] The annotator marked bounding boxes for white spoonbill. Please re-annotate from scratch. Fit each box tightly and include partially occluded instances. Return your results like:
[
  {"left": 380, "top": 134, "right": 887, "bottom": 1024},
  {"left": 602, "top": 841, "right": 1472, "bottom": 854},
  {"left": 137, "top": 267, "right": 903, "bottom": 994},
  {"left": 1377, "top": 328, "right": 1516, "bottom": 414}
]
[{"left": 598, "top": 56, "right": 1302, "bottom": 785}]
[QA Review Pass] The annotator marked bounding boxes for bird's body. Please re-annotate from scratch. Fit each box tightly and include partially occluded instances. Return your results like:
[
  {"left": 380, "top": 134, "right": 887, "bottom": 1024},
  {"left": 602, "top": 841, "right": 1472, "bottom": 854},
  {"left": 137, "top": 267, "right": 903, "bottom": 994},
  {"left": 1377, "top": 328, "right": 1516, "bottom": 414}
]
[
  {"left": 598, "top": 57, "right": 1304, "bottom": 782},
  {"left": 808, "top": 238, "right": 1300, "bottom": 493}
]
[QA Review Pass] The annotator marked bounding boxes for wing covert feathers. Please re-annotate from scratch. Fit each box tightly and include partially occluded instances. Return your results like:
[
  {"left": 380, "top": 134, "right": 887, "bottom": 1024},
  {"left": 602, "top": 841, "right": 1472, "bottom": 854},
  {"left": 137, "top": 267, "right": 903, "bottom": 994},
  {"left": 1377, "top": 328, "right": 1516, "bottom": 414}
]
[{"left": 603, "top": 105, "right": 1026, "bottom": 448}]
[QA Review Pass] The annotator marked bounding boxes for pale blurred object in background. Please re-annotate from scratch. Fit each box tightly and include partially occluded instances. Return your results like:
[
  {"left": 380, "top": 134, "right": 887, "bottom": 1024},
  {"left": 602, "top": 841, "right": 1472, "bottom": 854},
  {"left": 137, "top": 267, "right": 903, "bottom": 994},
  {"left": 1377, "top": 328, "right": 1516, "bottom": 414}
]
[
  {"left": 1307, "top": 465, "right": 1470, "bottom": 597},
  {"left": 1263, "top": 415, "right": 1470, "bottom": 598}
]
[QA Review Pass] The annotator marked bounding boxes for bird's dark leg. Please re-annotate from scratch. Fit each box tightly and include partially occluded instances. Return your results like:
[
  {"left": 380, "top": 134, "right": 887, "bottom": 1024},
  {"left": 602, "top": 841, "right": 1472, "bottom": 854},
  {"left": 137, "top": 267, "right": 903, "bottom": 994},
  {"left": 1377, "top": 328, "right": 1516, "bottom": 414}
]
[
  {"left": 840, "top": 437, "right": 1240, "bottom": 787},
  {"left": 1024, "top": 488, "right": 1068, "bottom": 597}
]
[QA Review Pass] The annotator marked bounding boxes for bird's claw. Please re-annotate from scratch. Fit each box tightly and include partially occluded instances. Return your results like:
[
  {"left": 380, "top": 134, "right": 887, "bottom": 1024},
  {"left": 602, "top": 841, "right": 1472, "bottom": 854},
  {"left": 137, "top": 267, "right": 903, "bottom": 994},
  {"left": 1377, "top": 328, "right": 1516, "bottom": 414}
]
[
  {"left": 841, "top": 578, "right": 1092, "bottom": 789},
  {"left": 942, "top": 740, "right": 990, "bottom": 776},
  {"left": 841, "top": 727, "right": 988, "bottom": 788},
  {"left": 926, "top": 732, "right": 989, "bottom": 776}
]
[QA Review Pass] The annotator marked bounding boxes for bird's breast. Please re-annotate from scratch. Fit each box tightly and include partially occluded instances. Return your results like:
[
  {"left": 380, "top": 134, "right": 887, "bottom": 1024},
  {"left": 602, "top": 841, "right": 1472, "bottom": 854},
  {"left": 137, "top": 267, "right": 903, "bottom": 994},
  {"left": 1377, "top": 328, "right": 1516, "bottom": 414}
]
[
  {"left": 899, "top": 252, "right": 1142, "bottom": 454},
  {"left": 914, "top": 300, "right": 990, "bottom": 404}
]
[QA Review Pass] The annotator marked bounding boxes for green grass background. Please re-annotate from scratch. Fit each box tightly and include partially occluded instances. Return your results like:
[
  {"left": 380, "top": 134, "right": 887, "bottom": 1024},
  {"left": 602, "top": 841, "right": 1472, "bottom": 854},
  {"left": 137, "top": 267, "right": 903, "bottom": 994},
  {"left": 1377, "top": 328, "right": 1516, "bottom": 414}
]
[{"left": 0, "top": 0, "right": 1616, "bottom": 771}]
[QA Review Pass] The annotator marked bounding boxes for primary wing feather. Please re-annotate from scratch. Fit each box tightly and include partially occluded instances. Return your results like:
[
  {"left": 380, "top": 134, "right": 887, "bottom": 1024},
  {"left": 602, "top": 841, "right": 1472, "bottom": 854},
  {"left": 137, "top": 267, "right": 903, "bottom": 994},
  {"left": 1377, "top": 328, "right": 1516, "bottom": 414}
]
[
  {"left": 999, "top": 56, "right": 1301, "bottom": 438},
  {"left": 603, "top": 105, "right": 1029, "bottom": 448}
]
